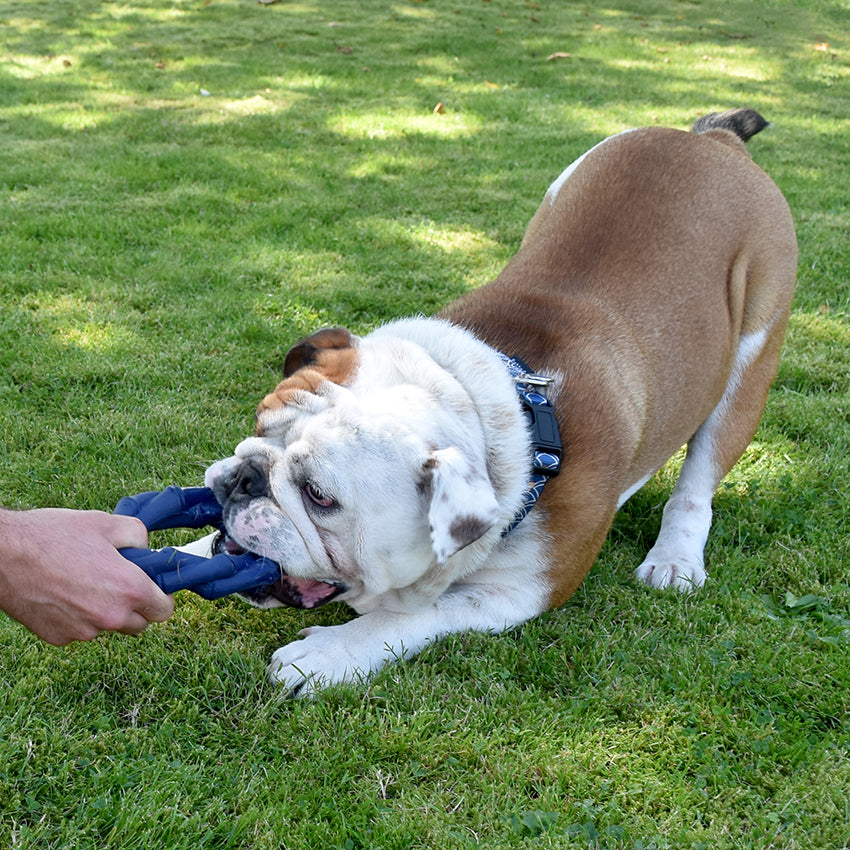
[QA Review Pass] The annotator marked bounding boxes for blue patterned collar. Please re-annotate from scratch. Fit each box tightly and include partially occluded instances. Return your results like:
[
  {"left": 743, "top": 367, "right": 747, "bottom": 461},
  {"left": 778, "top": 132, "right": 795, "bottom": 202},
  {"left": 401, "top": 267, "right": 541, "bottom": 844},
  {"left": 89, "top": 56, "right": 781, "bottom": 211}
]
[{"left": 497, "top": 353, "right": 562, "bottom": 536}]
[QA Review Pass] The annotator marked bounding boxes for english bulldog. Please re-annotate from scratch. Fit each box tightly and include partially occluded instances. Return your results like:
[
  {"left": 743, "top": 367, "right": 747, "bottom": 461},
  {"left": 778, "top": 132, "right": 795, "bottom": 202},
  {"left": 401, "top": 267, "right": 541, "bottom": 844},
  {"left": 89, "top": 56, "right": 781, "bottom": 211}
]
[{"left": 195, "top": 109, "right": 798, "bottom": 695}]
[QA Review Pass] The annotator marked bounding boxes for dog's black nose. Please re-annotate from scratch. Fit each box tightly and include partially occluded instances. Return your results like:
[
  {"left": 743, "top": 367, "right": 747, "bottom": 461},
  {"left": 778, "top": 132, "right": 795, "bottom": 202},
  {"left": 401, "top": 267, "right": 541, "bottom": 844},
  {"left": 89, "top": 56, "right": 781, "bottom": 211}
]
[{"left": 219, "top": 456, "right": 270, "bottom": 502}]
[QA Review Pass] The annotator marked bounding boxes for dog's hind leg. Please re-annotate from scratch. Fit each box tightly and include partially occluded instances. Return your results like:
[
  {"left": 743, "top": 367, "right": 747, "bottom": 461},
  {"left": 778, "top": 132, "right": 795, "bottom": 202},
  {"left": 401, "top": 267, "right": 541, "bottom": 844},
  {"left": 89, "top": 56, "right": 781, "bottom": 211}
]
[{"left": 635, "top": 317, "right": 789, "bottom": 591}]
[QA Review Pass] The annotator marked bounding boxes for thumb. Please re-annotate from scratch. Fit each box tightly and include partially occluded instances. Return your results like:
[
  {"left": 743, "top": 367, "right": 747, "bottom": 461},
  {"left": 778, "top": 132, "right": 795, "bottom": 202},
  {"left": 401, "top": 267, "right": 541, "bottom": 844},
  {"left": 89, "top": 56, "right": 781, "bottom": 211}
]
[
  {"left": 103, "top": 514, "right": 175, "bottom": 621},
  {"left": 101, "top": 512, "right": 150, "bottom": 550}
]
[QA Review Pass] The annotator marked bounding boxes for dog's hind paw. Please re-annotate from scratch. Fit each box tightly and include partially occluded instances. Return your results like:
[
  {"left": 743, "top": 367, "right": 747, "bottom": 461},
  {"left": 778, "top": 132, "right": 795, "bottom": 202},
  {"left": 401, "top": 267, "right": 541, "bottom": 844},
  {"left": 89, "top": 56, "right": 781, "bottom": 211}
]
[{"left": 635, "top": 550, "right": 706, "bottom": 592}]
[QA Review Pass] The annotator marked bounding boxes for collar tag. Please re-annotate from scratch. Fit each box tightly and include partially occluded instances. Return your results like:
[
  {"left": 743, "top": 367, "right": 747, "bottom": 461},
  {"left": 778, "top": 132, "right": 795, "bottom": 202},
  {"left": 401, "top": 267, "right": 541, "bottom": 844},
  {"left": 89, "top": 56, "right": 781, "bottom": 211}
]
[{"left": 515, "top": 372, "right": 555, "bottom": 388}]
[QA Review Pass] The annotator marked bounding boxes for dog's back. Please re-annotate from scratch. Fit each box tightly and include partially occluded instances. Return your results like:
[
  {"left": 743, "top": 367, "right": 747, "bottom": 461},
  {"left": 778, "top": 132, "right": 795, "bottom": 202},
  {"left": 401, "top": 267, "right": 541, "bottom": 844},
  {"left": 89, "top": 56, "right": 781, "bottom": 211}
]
[{"left": 442, "top": 108, "right": 797, "bottom": 601}]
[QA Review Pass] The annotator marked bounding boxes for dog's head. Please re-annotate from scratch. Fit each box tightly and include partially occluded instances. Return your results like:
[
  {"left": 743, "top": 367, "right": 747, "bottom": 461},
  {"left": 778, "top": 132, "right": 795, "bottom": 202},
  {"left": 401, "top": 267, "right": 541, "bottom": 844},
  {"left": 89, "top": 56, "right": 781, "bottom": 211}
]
[{"left": 205, "top": 328, "right": 502, "bottom": 613}]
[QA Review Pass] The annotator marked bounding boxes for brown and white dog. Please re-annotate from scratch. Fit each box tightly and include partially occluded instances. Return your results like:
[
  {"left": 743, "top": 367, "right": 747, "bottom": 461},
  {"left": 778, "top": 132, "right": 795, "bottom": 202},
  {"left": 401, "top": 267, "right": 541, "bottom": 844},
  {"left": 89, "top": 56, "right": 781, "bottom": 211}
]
[{"left": 196, "top": 109, "right": 797, "bottom": 695}]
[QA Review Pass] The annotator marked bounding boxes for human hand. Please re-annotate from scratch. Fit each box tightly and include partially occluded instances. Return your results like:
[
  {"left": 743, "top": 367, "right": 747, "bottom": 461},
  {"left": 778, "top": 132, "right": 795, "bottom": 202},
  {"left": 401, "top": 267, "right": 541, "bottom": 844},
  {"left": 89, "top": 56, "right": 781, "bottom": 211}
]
[{"left": 0, "top": 508, "right": 174, "bottom": 645}]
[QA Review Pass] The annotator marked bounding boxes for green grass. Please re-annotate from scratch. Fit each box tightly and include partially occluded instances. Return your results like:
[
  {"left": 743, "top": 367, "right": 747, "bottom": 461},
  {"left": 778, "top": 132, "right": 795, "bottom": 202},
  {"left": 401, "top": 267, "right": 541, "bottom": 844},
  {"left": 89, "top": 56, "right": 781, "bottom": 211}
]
[{"left": 1, "top": 0, "right": 848, "bottom": 847}]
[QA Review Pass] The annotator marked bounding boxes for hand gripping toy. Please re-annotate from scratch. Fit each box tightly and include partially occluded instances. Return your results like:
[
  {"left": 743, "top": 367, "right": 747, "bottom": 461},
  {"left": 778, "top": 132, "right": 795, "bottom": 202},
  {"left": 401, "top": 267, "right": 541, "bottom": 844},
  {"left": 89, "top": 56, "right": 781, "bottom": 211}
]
[{"left": 114, "top": 486, "right": 281, "bottom": 599}]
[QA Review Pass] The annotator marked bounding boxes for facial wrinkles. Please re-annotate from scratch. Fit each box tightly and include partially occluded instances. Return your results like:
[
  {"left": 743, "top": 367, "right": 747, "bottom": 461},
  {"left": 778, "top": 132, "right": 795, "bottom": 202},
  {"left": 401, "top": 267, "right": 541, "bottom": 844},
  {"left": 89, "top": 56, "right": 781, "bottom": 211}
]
[
  {"left": 245, "top": 380, "right": 446, "bottom": 599},
  {"left": 316, "top": 526, "right": 361, "bottom": 583},
  {"left": 295, "top": 412, "right": 429, "bottom": 596},
  {"left": 225, "top": 437, "right": 334, "bottom": 577}
]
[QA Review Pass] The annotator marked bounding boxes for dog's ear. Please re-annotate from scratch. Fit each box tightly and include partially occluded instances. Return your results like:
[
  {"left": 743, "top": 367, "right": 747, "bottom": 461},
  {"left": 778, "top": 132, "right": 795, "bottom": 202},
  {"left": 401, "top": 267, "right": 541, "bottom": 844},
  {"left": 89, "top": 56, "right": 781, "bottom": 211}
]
[
  {"left": 283, "top": 327, "right": 355, "bottom": 379},
  {"left": 426, "top": 447, "right": 501, "bottom": 565},
  {"left": 257, "top": 328, "right": 358, "bottom": 423}
]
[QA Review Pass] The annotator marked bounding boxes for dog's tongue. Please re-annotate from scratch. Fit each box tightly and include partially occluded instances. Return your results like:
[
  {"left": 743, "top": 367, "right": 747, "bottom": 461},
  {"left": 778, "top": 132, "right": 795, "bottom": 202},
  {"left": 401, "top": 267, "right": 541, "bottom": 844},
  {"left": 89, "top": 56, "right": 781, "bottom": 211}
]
[
  {"left": 283, "top": 576, "right": 342, "bottom": 608},
  {"left": 245, "top": 573, "right": 343, "bottom": 609}
]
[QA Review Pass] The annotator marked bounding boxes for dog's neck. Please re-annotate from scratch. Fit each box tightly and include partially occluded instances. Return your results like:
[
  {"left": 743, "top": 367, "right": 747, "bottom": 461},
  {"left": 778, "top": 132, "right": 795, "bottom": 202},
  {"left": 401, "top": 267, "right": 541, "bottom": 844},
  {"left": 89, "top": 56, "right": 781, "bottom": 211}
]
[{"left": 370, "top": 317, "right": 549, "bottom": 537}]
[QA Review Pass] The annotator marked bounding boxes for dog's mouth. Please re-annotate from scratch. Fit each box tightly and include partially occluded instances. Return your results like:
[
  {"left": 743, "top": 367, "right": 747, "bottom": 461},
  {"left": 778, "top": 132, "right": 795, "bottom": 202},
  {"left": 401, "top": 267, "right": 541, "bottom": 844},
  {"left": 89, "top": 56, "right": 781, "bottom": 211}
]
[{"left": 213, "top": 531, "right": 347, "bottom": 609}]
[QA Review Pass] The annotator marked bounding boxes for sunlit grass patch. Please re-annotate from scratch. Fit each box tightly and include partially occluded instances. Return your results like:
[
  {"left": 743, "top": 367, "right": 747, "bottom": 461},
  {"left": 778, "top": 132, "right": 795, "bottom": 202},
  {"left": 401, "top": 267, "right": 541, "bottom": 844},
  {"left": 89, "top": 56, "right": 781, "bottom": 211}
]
[{"left": 329, "top": 107, "right": 481, "bottom": 140}]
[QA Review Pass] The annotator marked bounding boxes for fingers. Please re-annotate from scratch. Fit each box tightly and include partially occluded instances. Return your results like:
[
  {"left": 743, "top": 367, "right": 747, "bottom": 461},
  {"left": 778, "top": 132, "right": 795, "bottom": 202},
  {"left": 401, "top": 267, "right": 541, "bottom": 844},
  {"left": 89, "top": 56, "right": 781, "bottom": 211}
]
[
  {"left": 0, "top": 506, "right": 178, "bottom": 645},
  {"left": 96, "top": 512, "right": 176, "bottom": 623}
]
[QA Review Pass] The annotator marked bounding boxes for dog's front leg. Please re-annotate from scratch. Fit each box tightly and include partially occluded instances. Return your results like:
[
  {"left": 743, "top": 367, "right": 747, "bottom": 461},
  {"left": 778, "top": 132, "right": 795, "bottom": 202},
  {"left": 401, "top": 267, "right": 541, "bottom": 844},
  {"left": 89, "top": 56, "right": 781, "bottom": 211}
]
[{"left": 268, "top": 578, "right": 547, "bottom": 696}]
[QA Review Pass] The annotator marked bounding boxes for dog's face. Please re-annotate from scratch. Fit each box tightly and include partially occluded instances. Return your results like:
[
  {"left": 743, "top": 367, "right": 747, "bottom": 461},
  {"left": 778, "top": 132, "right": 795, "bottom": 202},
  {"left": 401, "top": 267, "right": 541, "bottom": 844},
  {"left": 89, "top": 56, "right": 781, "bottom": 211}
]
[{"left": 205, "top": 328, "right": 501, "bottom": 614}]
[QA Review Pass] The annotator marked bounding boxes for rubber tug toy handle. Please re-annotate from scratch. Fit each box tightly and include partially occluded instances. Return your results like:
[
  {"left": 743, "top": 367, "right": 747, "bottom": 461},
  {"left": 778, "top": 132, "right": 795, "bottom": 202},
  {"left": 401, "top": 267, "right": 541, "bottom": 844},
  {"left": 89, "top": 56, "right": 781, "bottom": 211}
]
[{"left": 114, "top": 486, "right": 280, "bottom": 599}]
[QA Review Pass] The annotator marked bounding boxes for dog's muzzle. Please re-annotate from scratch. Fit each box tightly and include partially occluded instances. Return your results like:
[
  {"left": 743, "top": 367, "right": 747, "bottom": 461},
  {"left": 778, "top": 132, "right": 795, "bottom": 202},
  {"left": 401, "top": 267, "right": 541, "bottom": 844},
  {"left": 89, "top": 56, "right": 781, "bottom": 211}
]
[
  {"left": 212, "top": 529, "right": 346, "bottom": 609},
  {"left": 214, "top": 455, "right": 271, "bottom": 503},
  {"left": 209, "top": 456, "right": 347, "bottom": 610}
]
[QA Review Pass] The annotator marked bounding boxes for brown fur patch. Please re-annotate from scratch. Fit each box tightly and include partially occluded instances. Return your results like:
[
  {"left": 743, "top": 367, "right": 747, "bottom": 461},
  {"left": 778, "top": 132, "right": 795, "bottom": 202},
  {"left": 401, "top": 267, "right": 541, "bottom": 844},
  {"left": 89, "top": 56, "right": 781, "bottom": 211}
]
[
  {"left": 257, "top": 368, "right": 327, "bottom": 416},
  {"left": 441, "top": 117, "right": 797, "bottom": 609},
  {"left": 449, "top": 515, "right": 491, "bottom": 550},
  {"left": 283, "top": 327, "right": 356, "bottom": 378},
  {"left": 255, "top": 328, "right": 359, "bottom": 422}
]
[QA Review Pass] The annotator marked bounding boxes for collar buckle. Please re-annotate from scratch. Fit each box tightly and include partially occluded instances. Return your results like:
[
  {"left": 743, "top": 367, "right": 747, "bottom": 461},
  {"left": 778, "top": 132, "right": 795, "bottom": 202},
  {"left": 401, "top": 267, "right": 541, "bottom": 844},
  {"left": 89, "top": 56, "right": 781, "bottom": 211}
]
[{"left": 522, "top": 396, "right": 562, "bottom": 477}]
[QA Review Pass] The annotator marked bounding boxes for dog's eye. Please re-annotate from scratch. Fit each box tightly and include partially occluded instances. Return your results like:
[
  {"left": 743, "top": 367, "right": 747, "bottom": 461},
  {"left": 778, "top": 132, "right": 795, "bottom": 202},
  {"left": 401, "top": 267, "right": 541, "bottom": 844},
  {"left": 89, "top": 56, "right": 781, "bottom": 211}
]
[{"left": 304, "top": 482, "right": 336, "bottom": 509}]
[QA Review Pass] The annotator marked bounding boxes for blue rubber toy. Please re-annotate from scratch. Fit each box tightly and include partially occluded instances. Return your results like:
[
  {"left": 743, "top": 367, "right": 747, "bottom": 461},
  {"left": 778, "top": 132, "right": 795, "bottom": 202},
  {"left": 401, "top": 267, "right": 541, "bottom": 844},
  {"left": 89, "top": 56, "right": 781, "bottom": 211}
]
[{"left": 114, "top": 486, "right": 281, "bottom": 599}]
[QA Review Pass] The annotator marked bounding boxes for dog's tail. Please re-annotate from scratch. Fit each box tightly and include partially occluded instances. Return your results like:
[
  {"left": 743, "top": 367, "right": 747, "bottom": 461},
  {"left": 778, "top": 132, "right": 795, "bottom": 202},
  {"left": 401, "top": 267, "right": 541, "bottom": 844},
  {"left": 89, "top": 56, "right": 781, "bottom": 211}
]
[{"left": 691, "top": 108, "right": 769, "bottom": 144}]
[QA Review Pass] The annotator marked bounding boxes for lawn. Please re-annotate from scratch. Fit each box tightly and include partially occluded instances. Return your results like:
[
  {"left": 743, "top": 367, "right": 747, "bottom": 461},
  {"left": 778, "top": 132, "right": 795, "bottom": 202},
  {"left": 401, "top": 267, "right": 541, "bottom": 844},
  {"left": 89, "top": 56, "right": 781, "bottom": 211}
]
[{"left": 1, "top": 0, "right": 848, "bottom": 847}]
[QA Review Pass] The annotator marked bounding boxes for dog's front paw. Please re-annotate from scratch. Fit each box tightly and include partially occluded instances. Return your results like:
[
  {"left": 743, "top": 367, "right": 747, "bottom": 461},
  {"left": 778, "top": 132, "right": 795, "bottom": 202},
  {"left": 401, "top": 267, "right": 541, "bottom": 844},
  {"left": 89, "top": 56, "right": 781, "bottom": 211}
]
[
  {"left": 267, "top": 624, "right": 370, "bottom": 697},
  {"left": 635, "top": 548, "right": 706, "bottom": 592}
]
